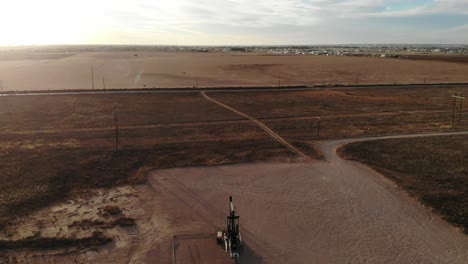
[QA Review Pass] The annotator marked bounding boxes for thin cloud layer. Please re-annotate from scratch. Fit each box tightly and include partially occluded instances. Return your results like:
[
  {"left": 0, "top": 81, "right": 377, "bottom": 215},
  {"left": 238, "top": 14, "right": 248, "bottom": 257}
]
[{"left": 0, "top": 0, "right": 467, "bottom": 45}]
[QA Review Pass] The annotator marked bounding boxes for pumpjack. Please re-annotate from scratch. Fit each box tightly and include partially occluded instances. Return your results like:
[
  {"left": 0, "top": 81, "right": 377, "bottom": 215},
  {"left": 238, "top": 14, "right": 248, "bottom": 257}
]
[{"left": 217, "top": 196, "right": 243, "bottom": 263}]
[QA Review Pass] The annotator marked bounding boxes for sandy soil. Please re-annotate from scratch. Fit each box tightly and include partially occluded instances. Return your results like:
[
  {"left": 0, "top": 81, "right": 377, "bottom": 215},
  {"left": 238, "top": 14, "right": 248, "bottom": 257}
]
[
  {"left": 0, "top": 185, "right": 162, "bottom": 263},
  {"left": 4, "top": 133, "right": 467, "bottom": 263},
  {"left": 2, "top": 52, "right": 468, "bottom": 90},
  {"left": 1, "top": 89, "right": 467, "bottom": 262},
  {"left": 172, "top": 234, "right": 233, "bottom": 264},
  {"left": 145, "top": 134, "right": 468, "bottom": 263}
]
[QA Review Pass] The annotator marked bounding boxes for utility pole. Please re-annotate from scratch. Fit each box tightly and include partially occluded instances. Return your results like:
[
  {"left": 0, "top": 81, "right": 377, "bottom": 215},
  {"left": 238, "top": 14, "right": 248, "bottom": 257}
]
[
  {"left": 113, "top": 103, "right": 119, "bottom": 151},
  {"left": 316, "top": 116, "right": 321, "bottom": 140},
  {"left": 451, "top": 92, "right": 465, "bottom": 125},
  {"left": 91, "top": 66, "right": 95, "bottom": 90},
  {"left": 459, "top": 92, "right": 465, "bottom": 124},
  {"left": 356, "top": 72, "right": 359, "bottom": 86},
  {"left": 451, "top": 92, "right": 459, "bottom": 125},
  {"left": 102, "top": 77, "right": 106, "bottom": 89}
]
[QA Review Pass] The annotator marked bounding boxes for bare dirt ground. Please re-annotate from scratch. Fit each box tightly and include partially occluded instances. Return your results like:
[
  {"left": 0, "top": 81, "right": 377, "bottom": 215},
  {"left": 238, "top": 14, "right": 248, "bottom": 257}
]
[
  {"left": 146, "top": 132, "right": 468, "bottom": 263},
  {"left": 1, "top": 88, "right": 467, "bottom": 262},
  {"left": 2, "top": 52, "right": 468, "bottom": 90},
  {"left": 0, "top": 92, "right": 306, "bottom": 262},
  {"left": 4, "top": 133, "right": 467, "bottom": 263},
  {"left": 172, "top": 234, "right": 233, "bottom": 264},
  {"left": 340, "top": 134, "right": 468, "bottom": 234}
]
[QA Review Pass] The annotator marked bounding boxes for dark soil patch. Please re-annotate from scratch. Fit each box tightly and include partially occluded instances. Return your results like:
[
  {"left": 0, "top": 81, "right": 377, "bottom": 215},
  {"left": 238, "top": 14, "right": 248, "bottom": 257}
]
[
  {"left": 0, "top": 231, "right": 111, "bottom": 251},
  {"left": 0, "top": 138, "right": 293, "bottom": 230},
  {"left": 339, "top": 135, "right": 468, "bottom": 234},
  {"left": 399, "top": 55, "right": 468, "bottom": 64}
]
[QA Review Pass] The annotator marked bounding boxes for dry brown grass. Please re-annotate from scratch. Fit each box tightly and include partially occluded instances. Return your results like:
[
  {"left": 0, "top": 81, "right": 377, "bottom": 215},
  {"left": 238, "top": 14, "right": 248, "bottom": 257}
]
[
  {"left": 210, "top": 87, "right": 468, "bottom": 140},
  {"left": 2, "top": 52, "right": 468, "bottom": 90},
  {"left": 340, "top": 135, "right": 468, "bottom": 233},
  {"left": 0, "top": 87, "right": 465, "bottom": 241},
  {"left": 0, "top": 231, "right": 111, "bottom": 250}
]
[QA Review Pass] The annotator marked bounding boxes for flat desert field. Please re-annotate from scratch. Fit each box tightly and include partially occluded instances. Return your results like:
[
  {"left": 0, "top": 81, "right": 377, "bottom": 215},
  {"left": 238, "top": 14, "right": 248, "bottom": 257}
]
[
  {"left": 1, "top": 87, "right": 467, "bottom": 263},
  {"left": 2, "top": 52, "right": 468, "bottom": 90}
]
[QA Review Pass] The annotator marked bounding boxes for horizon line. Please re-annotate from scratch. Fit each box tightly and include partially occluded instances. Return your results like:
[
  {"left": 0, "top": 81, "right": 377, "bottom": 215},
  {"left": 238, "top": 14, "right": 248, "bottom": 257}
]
[{"left": 1, "top": 43, "right": 467, "bottom": 48}]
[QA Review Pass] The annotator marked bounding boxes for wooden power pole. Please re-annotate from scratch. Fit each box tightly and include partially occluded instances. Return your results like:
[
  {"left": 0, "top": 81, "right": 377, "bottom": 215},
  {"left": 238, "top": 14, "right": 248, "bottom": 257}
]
[
  {"left": 459, "top": 92, "right": 465, "bottom": 124},
  {"left": 113, "top": 103, "right": 119, "bottom": 151},
  {"left": 452, "top": 92, "right": 465, "bottom": 124},
  {"left": 451, "top": 92, "right": 465, "bottom": 125},
  {"left": 451, "top": 91, "right": 458, "bottom": 125},
  {"left": 91, "top": 66, "right": 95, "bottom": 90},
  {"left": 316, "top": 116, "right": 321, "bottom": 140}
]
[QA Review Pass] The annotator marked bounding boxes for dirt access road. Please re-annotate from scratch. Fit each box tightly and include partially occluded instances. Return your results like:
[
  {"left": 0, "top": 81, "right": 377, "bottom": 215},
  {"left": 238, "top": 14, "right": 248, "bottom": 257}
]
[
  {"left": 2, "top": 90, "right": 467, "bottom": 263},
  {"left": 150, "top": 94, "right": 468, "bottom": 263},
  {"left": 201, "top": 92, "right": 310, "bottom": 160},
  {"left": 151, "top": 131, "right": 468, "bottom": 264}
]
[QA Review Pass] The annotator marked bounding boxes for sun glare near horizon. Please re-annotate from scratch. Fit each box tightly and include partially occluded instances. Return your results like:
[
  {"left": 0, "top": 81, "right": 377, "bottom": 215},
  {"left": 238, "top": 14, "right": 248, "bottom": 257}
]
[
  {"left": 0, "top": 1, "right": 110, "bottom": 45},
  {"left": 1, "top": 0, "right": 467, "bottom": 46}
]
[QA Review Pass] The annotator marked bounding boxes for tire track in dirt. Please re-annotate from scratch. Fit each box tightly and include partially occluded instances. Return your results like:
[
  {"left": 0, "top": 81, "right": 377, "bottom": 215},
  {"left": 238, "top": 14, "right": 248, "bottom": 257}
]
[
  {"left": 201, "top": 92, "right": 310, "bottom": 160},
  {"left": 150, "top": 131, "right": 468, "bottom": 263}
]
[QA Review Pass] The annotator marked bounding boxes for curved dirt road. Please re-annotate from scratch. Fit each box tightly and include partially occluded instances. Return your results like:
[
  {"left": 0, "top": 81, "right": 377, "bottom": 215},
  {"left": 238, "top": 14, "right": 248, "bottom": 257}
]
[
  {"left": 151, "top": 124, "right": 468, "bottom": 264},
  {"left": 318, "top": 131, "right": 468, "bottom": 161}
]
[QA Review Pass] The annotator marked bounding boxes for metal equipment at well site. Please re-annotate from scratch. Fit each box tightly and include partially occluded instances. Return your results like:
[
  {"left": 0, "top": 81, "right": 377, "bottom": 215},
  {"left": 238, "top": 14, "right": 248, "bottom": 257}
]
[{"left": 217, "top": 196, "right": 243, "bottom": 263}]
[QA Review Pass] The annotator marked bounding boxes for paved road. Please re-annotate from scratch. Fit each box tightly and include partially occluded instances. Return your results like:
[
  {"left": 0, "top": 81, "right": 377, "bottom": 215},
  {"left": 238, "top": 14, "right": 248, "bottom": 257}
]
[
  {"left": 2, "top": 83, "right": 468, "bottom": 96},
  {"left": 152, "top": 131, "right": 468, "bottom": 264}
]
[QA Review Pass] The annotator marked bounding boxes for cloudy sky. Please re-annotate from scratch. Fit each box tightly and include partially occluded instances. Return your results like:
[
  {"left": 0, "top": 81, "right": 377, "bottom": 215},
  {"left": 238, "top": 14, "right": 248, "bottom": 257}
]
[{"left": 1, "top": 0, "right": 467, "bottom": 45}]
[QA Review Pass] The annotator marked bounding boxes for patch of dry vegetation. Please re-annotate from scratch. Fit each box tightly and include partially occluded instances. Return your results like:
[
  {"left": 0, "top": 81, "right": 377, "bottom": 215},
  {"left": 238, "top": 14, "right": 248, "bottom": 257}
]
[
  {"left": 0, "top": 139, "right": 294, "bottom": 231},
  {"left": 211, "top": 88, "right": 468, "bottom": 139},
  {"left": 0, "top": 231, "right": 111, "bottom": 250},
  {"left": 340, "top": 135, "right": 468, "bottom": 233},
  {"left": 1, "top": 88, "right": 465, "bottom": 250}
]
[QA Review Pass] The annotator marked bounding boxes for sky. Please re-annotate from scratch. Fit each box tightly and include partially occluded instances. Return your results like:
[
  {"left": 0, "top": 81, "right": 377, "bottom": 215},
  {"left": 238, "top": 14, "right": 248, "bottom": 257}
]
[{"left": 0, "top": 0, "right": 467, "bottom": 45}]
